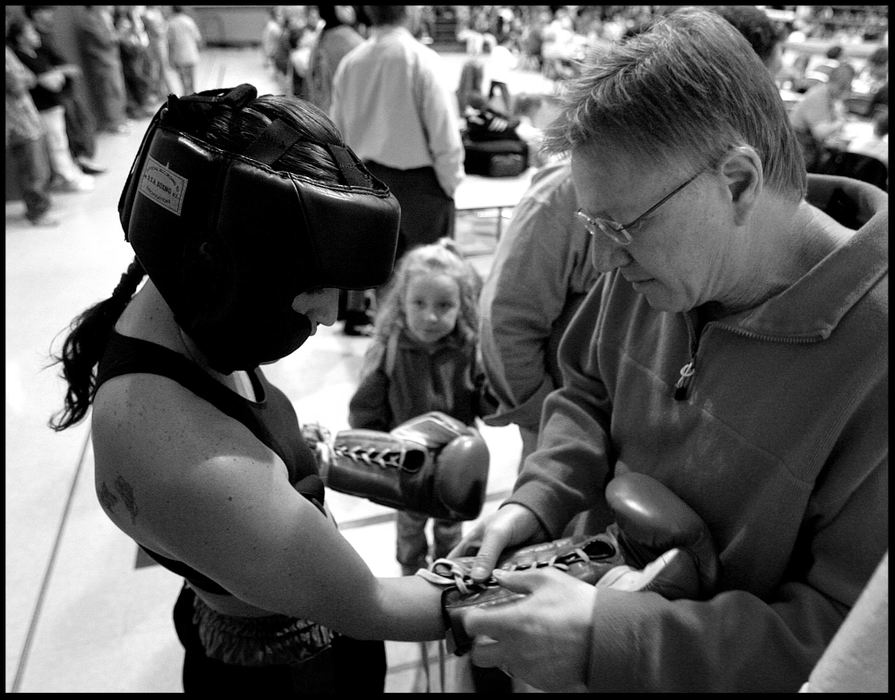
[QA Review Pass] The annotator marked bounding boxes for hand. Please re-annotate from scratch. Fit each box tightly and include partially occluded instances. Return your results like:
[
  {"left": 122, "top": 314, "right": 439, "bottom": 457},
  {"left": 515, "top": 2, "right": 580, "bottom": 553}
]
[
  {"left": 37, "top": 69, "right": 65, "bottom": 92},
  {"left": 447, "top": 503, "right": 545, "bottom": 582},
  {"left": 466, "top": 567, "right": 595, "bottom": 692}
]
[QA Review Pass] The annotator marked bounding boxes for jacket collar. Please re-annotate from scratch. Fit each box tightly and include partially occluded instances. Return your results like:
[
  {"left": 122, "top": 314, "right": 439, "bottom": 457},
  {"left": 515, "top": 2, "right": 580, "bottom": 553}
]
[{"left": 717, "top": 175, "right": 887, "bottom": 341}]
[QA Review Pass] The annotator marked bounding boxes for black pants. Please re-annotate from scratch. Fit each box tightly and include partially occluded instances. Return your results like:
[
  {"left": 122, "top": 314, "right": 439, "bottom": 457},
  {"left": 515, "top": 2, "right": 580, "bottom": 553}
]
[
  {"left": 173, "top": 584, "right": 386, "bottom": 694},
  {"left": 364, "top": 161, "right": 455, "bottom": 262}
]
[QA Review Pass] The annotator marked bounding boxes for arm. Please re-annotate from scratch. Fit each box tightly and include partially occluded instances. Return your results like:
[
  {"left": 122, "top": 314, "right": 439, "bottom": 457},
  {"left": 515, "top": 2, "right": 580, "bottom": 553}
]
[
  {"left": 347, "top": 339, "right": 393, "bottom": 431},
  {"left": 506, "top": 280, "right": 615, "bottom": 537},
  {"left": 93, "top": 376, "right": 444, "bottom": 641},
  {"left": 456, "top": 356, "right": 889, "bottom": 691},
  {"left": 454, "top": 283, "right": 613, "bottom": 577},
  {"left": 478, "top": 171, "right": 593, "bottom": 432},
  {"left": 417, "top": 54, "right": 464, "bottom": 197}
]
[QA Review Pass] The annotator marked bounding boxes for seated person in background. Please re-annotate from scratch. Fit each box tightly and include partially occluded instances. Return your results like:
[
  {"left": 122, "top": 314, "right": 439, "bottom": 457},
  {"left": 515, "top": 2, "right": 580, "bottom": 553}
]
[
  {"left": 462, "top": 90, "right": 519, "bottom": 141},
  {"left": 847, "top": 109, "right": 888, "bottom": 168},
  {"left": 790, "top": 63, "right": 856, "bottom": 169}
]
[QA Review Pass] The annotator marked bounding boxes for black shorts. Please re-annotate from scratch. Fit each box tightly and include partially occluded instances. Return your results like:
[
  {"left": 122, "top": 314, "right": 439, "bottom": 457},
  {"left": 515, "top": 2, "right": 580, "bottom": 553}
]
[{"left": 173, "top": 583, "right": 386, "bottom": 694}]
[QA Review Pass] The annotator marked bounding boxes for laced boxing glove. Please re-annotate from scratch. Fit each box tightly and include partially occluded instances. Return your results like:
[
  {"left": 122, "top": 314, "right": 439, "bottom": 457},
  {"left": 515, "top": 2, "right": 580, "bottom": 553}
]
[
  {"left": 423, "top": 471, "right": 719, "bottom": 655},
  {"left": 312, "top": 412, "right": 490, "bottom": 521}
]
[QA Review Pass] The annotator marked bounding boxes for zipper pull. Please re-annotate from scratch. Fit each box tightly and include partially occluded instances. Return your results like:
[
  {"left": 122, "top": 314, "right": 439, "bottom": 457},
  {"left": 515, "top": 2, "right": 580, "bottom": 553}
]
[{"left": 674, "top": 361, "right": 695, "bottom": 401}]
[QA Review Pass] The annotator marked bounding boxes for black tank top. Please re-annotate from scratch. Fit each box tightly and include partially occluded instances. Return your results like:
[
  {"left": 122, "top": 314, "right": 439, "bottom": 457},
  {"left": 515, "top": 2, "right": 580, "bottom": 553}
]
[{"left": 95, "top": 331, "right": 325, "bottom": 596}]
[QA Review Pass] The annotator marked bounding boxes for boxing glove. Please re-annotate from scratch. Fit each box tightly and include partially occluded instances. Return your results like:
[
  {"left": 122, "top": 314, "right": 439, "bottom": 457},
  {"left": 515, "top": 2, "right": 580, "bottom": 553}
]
[
  {"left": 606, "top": 471, "right": 719, "bottom": 598},
  {"left": 316, "top": 412, "right": 490, "bottom": 521},
  {"left": 422, "top": 532, "right": 625, "bottom": 655},
  {"left": 423, "top": 472, "right": 719, "bottom": 656}
]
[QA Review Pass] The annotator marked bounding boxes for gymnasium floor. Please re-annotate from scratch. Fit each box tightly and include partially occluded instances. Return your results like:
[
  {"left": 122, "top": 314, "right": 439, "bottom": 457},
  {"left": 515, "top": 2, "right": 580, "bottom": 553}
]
[{"left": 5, "top": 47, "right": 554, "bottom": 692}]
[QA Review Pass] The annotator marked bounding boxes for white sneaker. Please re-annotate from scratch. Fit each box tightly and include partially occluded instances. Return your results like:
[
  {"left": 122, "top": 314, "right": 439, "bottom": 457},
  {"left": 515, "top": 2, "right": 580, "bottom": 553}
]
[{"left": 59, "top": 175, "right": 95, "bottom": 193}]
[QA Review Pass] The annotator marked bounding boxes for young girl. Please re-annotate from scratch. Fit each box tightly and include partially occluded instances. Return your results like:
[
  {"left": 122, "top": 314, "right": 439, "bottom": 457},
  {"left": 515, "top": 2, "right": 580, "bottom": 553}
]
[
  {"left": 47, "top": 84, "right": 448, "bottom": 693},
  {"left": 348, "top": 239, "right": 492, "bottom": 576}
]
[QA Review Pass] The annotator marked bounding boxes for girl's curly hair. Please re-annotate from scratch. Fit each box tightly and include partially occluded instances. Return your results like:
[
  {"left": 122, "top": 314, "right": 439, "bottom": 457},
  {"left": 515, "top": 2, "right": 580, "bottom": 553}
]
[{"left": 373, "top": 238, "right": 482, "bottom": 345}]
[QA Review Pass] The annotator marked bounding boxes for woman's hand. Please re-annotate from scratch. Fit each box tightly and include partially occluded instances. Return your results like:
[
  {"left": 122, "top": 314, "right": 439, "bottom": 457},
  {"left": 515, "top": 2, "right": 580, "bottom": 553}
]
[
  {"left": 466, "top": 566, "right": 595, "bottom": 692},
  {"left": 448, "top": 503, "right": 547, "bottom": 582}
]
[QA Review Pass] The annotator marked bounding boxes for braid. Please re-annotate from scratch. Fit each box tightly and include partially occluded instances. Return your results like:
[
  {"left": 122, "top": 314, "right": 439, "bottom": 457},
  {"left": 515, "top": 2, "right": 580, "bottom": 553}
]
[{"left": 48, "top": 257, "right": 146, "bottom": 431}]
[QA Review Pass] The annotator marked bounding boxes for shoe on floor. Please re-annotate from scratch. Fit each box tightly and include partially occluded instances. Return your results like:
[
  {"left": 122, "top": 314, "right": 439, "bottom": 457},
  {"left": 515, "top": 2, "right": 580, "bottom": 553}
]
[
  {"left": 343, "top": 321, "right": 374, "bottom": 337},
  {"left": 55, "top": 175, "right": 95, "bottom": 193},
  {"left": 77, "top": 157, "right": 108, "bottom": 175},
  {"left": 343, "top": 309, "right": 375, "bottom": 336},
  {"left": 29, "top": 213, "right": 60, "bottom": 227},
  {"left": 103, "top": 123, "right": 131, "bottom": 135}
]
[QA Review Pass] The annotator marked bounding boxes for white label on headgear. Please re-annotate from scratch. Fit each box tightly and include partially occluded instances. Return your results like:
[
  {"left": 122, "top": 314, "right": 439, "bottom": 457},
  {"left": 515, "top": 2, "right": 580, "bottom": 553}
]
[{"left": 137, "top": 155, "right": 188, "bottom": 216}]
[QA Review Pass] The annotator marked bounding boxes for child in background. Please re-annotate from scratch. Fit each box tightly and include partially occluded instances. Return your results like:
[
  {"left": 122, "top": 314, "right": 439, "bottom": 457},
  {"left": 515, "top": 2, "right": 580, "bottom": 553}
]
[
  {"left": 348, "top": 239, "right": 491, "bottom": 576},
  {"left": 166, "top": 6, "right": 202, "bottom": 95}
]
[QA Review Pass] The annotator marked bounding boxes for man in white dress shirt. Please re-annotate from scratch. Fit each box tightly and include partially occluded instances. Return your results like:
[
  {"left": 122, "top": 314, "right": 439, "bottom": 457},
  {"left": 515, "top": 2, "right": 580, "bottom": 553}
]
[{"left": 330, "top": 5, "right": 464, "bottom": 262}]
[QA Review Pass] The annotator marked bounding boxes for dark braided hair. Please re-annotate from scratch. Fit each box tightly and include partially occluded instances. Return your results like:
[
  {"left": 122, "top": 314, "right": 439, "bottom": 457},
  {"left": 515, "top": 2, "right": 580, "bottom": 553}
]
[{"left": 48, "top": 257, "right": 146, "bottom": 431}]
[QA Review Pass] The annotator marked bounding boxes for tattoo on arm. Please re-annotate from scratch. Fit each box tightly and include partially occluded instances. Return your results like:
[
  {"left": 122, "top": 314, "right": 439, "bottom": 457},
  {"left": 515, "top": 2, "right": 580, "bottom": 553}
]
[
  {"left": 98, "top": 481, "right": 119, "bottom": 514},
  {"left": 115, "top": 475, "right": 139, "bottom": 524}
]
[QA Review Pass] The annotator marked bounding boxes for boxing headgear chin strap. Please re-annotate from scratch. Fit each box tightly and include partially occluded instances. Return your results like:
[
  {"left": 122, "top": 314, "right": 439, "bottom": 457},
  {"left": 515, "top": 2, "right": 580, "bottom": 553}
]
[{"left": 118, "top": 84, "right": 401, "bottom": 374}]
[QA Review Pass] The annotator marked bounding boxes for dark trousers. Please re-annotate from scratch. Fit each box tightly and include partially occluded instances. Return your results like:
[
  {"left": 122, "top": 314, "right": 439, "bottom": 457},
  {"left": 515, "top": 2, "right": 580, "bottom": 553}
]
[
  {"left": 9, "top": 137, "right": 52, "bottom": 222},
  {"left": 61, "top": 91, "right": 98, "bottom": 161},
  {"left": 396, "top": 510, "right": 462, "bottom": 574},
  {"left": 173, "top": 584, "right": 386, "bottom": 694},
  {"left": 364, "top": 161, "right": 455, "bottom": 262},
  {"left": 83, "top": 59, "right": 128, "bottom": 130}
]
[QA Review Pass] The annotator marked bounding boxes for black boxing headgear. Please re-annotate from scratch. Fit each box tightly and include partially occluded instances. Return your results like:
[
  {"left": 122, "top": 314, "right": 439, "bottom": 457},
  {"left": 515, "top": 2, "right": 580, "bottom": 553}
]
[{"left": 118, "top": 85, "right": 400, "bottom": 373}]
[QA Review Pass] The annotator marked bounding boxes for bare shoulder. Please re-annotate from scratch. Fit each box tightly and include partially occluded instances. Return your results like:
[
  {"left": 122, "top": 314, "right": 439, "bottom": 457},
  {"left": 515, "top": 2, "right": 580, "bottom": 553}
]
[
  {"left": 91, "top": 372, "right": 287, "bottom": 554},
  {"left": 90, "top": 371, "right": 388, "bottom": 622}
]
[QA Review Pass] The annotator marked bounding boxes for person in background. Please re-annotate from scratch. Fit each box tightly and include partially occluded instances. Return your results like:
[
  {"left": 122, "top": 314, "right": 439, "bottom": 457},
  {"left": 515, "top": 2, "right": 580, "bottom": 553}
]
[
  {"left": 478, "top": 160, "right": 597, "bottom": 469},
  {"left": 142, "top": 5, "right": 180, "bottom": 99},
  {"left": 114, "top": 6, "right": 155, "bottom": 119},
  {"left": 817, "top": 43, "right": 844, "bottom": 73},
  {"left": 75, "top": 5, "right": 129, "bottom": 134},
  {"left": 348, "top": 239, "right": 489, "bottom": 576},
  {"left": 481, "top": 33, "right": 515, "bottom": 115},
  {"left": 708, "top": 5, "right": 786, "bottom": 78},
  {"left": 6, "top": 40, "right": 57, "bottom": 226},
  {"left": 47, "top": 83, "right": 453, "bottom": 693},
  {"left": 455, "top": 46, "right": 484, "bottom": 117},
  {"left": 306, "top": 5, "right": 368, "bottom": 335},
  {"left": 7, "top": 15, "right": 95, "bottom": 193},
  {"left": 510, "top": 92, "right": 550, "bottom": 168},
  {"left": 166, "top": 6, "right": 201, "bottom": 95},
  {"left": 260, "top": 6, "right": 283, "bottom": 71},
  {"left": 286, "top": 23, "right": 314, "bottom": 100},
  {"left": 453, "top": 9, "right": 886, "bottom": 692},
  {"left": 330, "top": 6, "right": 465, "bottom": 336},
  {"left": 307, "top": 5, "right": 363, "bottom": 113},
  {"left": 846, "top": 108, "right": 888, "bottom": 168},
  {"left": 24, "top": 4, "right": 106, "bottom": 175},
  {"left": 861, "top": 45, "right": 888, "bottom": 117},
  {"left": 790, "top": 62, "right": 856, "bottom": 170}
]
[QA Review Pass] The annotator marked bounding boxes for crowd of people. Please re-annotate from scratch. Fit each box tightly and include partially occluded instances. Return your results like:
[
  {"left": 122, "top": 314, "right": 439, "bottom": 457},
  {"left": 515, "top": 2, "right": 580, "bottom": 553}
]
[
  {"left": 10, "top": 2, "right": 887, "bottom": 694},
  {"left": 6, "top": 5, "right": 203, "bottom": 227}
]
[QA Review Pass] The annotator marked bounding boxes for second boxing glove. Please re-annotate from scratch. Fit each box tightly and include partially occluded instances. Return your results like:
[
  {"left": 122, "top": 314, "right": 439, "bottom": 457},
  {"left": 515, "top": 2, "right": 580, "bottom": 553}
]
[{"left": 318, "top": 411, "right": 490, "bottom": 521}]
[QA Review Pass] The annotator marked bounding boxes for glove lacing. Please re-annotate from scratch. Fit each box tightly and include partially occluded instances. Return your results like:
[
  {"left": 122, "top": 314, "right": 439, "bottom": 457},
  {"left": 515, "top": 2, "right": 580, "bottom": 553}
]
[
  {"left": 332, "top": 444, "right": 408, "bottom": 471},
  {"left": 425, "top": 546, "right": 593, "bottom": 595}
]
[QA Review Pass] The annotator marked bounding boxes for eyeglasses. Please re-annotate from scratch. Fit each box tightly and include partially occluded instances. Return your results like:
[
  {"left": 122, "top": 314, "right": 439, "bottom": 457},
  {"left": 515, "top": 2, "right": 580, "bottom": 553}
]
[{"left": 576, "top": 170, "right": 704, "bottom": 246}]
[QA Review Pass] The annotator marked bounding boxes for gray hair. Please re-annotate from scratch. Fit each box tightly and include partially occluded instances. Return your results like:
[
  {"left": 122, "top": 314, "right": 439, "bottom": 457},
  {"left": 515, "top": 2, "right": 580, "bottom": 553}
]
[{"left": 543, "top": 8, "right": 806, "bottom": 201}]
